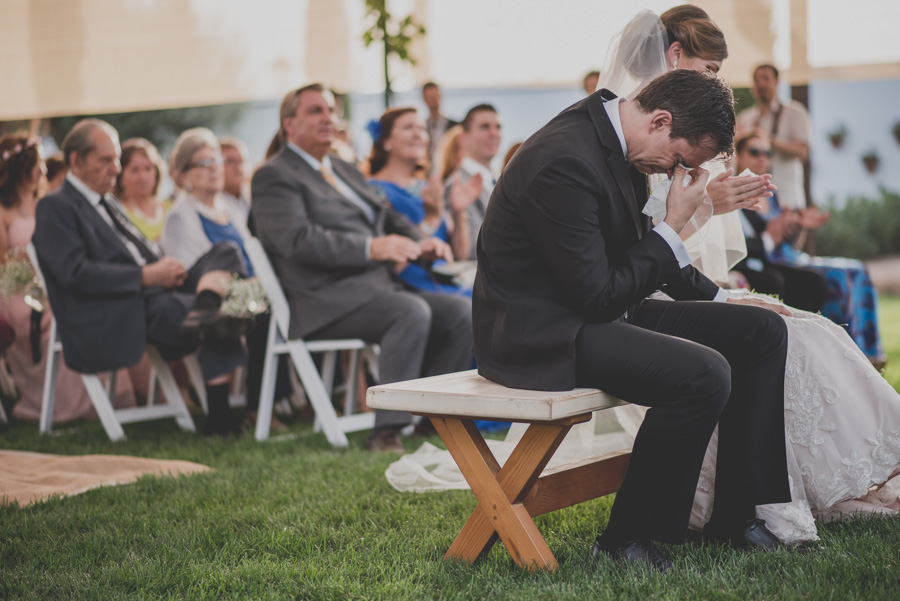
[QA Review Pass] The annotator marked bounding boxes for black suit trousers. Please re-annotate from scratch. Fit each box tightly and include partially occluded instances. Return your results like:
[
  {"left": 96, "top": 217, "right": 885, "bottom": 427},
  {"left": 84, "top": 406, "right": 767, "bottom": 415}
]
[{"left": 574, "top": 299, "right": 790, "bottom": 544}]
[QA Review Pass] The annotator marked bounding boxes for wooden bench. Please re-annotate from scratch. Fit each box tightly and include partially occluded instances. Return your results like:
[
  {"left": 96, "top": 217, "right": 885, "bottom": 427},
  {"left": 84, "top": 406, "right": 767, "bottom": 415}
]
[{"left": 366, "top": 369, "right": 631, "bottom": 571}]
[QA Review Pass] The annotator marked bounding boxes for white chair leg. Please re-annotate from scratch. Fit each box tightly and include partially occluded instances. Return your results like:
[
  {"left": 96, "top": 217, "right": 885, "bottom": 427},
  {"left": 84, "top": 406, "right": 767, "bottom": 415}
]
[
  {"left": 320, "top": 351, "right": 336, "bottom": 396},
  {"left": 254, "top": 318, "right": 281, "bottom": 441},
  {"left": 147, "top": 346, "right": 195, "bottom": 432},
  {"left": 82, "top": 374, "right": 126, "bottom": 441},
  {"left": 147, "top": 365, "right": 159, "bottom": 407},
  {"left": 39, "top": 320, "right": 61, "bottom": 435},
  {"left": 344, "top": 349, "right": 361, "bottom": 416},
  {"left": 183, "top": 354, "right": 207, "bottom": 414},
  {"left": 289, "top": 343, "right": 349, "bottom": 448}
]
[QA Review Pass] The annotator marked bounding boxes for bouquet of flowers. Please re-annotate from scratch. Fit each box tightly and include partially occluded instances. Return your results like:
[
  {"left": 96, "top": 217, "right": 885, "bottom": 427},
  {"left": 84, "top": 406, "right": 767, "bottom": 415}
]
[
  {"left": 220, "top": 276, "right": 268, "bottom": 318},
  {"left": 0, "top": 249, "right": 45, "bottom": 312}
]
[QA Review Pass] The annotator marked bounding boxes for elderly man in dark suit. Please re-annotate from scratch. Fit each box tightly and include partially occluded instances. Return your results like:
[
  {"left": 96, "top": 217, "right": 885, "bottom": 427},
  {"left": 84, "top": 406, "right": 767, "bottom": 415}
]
[
  {"left": 475, "top": 70, "right": 792, "bottom": 570},
  {"left": 33, "top": 119, "right": 247, "bottom": 436},
  {"left": 251, "top": 84, "right": 472, "bottom": 452}
]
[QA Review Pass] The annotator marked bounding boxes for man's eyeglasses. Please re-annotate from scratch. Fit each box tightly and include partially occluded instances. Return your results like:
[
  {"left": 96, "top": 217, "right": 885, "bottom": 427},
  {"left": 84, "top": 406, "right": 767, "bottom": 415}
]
[
  {"left": 188, "top": 157, "right": 224, "bottom": 169},
  {"left": 747, "top": 148, "right": 773, "bottom": 158}
]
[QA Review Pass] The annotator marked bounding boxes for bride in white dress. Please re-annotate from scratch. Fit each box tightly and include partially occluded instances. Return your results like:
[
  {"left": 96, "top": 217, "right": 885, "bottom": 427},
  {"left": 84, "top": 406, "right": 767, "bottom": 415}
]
[{"left": 386, "top": 5, "right": 900, "bottom": 544}]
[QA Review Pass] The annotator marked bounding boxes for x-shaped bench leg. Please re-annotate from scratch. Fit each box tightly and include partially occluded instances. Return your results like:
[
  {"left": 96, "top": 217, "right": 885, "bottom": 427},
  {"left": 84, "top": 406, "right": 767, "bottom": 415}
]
[{"left": 430, "top": 415, "right": 587, "bottom": 571}]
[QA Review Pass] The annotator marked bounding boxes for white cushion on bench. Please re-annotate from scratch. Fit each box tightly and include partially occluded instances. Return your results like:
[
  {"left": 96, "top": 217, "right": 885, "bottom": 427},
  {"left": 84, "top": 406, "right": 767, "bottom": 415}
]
[{"left": 366, "top": 370, "right": 624, "bottom": 422}]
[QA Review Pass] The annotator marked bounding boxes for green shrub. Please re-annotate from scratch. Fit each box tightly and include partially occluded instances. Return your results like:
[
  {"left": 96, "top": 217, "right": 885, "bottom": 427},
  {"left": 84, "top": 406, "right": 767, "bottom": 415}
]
[{"left": 815, "top": 187, "right": 900, "bottom": 259}]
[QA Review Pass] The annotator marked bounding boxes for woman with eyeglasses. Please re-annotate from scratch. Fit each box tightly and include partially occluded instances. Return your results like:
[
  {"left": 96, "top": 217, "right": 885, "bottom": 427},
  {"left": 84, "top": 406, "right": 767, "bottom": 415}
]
[
  {"left": 735, "top": 132, "right": 886, "bottom": 366},
  {"left": 162, "top": 128, "right": 289, "bottom": 435}
]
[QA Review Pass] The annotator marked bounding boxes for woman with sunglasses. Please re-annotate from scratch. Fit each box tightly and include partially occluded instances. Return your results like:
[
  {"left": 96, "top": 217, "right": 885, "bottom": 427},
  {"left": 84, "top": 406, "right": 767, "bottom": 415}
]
[{"left": 735, "top": 132, "right": 886, "bottom": 366}]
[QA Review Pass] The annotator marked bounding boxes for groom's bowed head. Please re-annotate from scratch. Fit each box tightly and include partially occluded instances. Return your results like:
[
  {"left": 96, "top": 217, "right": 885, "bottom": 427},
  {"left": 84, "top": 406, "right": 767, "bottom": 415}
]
[{"left": 622, "top": 69, "right": 735, "bottom": 179}]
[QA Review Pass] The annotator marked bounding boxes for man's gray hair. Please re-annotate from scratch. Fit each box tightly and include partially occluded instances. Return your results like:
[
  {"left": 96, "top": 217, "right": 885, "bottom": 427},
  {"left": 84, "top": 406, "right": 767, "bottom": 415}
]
[
  {"left": 62, "top": 118, "right": 119, "bottom": 167},
  {"left": 170, "top": 127, "right": 220, "bottom": 179}
]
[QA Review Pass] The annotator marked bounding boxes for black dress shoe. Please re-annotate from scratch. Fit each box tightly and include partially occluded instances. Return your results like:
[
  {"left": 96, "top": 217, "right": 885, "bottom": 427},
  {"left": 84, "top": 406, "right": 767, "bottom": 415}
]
[
  {"left": 365, "top": 429, "right": 405, "bottom": 453},
  {"left": 591, "top": 537, "right": 672, "bottom": 572},
  {"left": 703, "top": 518, "right": 784, "bottom": 550},
  {"left": 179, "top": 309, "right": 247, "bottom": 343}
]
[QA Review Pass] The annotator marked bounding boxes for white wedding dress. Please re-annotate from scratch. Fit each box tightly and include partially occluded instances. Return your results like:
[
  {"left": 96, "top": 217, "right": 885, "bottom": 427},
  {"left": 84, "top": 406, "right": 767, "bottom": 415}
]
[{"left": 384, "top": 9, "right": 900, "bottom": 544}]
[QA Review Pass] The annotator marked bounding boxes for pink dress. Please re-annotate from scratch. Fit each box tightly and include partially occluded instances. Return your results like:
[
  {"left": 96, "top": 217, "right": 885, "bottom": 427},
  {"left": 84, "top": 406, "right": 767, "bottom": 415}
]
[{"left": 5, "top": 216, "right": 137, "bottom": 423}]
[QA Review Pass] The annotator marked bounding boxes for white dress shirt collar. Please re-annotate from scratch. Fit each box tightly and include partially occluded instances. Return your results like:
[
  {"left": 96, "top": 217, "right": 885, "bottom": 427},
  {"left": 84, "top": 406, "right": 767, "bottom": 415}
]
[
  {"left": 603, "top": 96, "right": 628, "bottom": 159},
  {"left": 66, "top": 171, "right": 103, "bottom": 206},
  {"left": 287, "top": 141, "right": 332, "bottom": 172},
  {"left": 461, "top": 157, "right": 496, "bottom": 191}
]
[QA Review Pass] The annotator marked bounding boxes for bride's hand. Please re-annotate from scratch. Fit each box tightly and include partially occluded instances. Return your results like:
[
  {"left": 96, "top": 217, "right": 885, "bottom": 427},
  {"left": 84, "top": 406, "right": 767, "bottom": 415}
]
[
  {"left": 726, "top": 295, "right": 793, "bottom": 316},
  {"left": 707, "top": 169, "right": 776, "bottom": 215}
]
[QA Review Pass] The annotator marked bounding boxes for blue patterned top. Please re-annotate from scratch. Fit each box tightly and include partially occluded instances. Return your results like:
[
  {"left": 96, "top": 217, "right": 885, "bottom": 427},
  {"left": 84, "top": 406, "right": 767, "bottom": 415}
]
[
  {"left": 198, "top": 214, "right": 253, "bottom": 277},
  {"left": 369, "top": 178, "right": 470, "bottom": 297}
]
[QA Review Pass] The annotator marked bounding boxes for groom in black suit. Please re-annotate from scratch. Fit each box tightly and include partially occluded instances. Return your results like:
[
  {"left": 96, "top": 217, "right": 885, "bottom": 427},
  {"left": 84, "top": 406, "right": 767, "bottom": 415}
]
[{"left": 474, "top": 70, "right": 791, "bottom": 570}]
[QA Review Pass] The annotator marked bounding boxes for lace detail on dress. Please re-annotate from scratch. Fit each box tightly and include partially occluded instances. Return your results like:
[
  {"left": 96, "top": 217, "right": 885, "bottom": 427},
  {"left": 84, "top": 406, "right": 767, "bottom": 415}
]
[{"left": 784, "top": 350, "right": 838, "bottom": 457}]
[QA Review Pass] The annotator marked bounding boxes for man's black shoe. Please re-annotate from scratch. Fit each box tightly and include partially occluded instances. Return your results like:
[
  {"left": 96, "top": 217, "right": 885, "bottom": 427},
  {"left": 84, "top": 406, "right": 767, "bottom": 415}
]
[
  {"left": 703, "top": 518, "right": 784, "bottom": 550},
  {"left": 179, "top": 309, "right": 246, "bottom": 343},
  {"left": 591, "top": 537, "right": 672, "bottom": 572}
]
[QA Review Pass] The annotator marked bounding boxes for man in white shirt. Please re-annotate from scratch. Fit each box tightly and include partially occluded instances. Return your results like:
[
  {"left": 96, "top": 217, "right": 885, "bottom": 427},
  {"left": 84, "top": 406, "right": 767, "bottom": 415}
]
[
  {"left": 443, "top": 103, "right": 501, "bottom": 260},
  {"left": 737, "top": 64, "right": 810, "bottom": 210},
  {"left": 422, "top": 81, "right": 458, "bottom": 165}
]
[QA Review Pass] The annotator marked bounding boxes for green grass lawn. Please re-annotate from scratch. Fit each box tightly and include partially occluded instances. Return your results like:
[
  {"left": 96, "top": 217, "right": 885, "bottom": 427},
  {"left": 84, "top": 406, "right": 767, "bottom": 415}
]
[{"left": 2, "top": 298, "right": 900, "bottom": 600}]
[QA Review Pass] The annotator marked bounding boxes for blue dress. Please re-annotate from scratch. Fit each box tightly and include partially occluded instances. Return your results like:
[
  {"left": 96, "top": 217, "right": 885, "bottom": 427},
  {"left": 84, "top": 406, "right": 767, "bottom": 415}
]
[
  {"left": 764, "top": 194, "right": 884, "bottom": 361},
  {"left": 198, "top": 214, "right": 254, "bottom": 277},
  {"left": 368, "top": 179, "right": 472, "bottom": 297}
]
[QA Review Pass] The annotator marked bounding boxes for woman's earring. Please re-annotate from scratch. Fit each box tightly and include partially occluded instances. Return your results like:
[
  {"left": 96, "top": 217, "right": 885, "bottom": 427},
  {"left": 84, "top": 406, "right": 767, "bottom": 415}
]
[{"left": 673, "top": 59, "right": 678, "bottom": 70}]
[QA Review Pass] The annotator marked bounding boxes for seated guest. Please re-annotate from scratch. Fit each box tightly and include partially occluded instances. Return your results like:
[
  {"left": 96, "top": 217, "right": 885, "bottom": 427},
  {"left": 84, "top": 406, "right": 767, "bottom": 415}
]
[
  {"left": 219, "top": 136, "right": 251, "bottom": 220},
  {"left": 735, "top": 133, "right": 886, "bottom": 365},
  {"left": 33, "top": 119, "right": 248, "bottom": 436},
  {"left": 443, "top": 104, "right": 501, "bottom": 260},
  {"left": 251, "top": 84, "right": 473, "bottom": 452},
  {"left": 367, "top": 107, "right": 481, "bottom": 294},
  {"left": 114, "top": 138, "right": 171, "bottom": 242},
  {"left": 582, "top": 69, "right": 600, "bottom": 95},
  {"left": 0, "top": 132, "right": 133, "bottom": 422}
]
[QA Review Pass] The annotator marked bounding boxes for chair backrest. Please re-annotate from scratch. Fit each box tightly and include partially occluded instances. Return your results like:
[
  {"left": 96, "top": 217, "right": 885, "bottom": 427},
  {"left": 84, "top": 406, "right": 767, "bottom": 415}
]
[
  {"left": 25, "top": 243, "right": 45, "bottom": 288},
  {"left": 243, "top": 237, "right": 291, "bottom": 336}
]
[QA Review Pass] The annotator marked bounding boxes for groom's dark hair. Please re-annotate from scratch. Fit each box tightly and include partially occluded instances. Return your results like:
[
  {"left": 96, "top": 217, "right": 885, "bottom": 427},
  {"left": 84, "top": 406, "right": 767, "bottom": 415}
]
[{"left": 634, "top": 69, "right": 735, "bottom": 159}]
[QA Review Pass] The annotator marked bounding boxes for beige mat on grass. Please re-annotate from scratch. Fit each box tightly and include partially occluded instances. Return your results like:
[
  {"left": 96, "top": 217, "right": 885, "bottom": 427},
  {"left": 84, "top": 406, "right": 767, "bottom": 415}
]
[{"left": 0, "top": 450, "right": 211, "bottom": 507}]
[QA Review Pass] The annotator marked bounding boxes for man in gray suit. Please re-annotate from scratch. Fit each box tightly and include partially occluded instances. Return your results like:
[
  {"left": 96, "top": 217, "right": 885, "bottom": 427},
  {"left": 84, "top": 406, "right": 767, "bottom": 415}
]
[
  {"left": 443, "top": 104, "right": 501, "bottom": 260},
  {"left": 251, "top": 84, "right": 473, "bottom": 452}
]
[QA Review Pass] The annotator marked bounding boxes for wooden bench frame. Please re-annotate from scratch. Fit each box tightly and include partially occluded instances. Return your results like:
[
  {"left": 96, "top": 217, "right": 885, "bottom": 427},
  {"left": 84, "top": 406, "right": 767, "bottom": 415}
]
[{"left": 368, "top": 370, "right": 631, "bottom": 571}]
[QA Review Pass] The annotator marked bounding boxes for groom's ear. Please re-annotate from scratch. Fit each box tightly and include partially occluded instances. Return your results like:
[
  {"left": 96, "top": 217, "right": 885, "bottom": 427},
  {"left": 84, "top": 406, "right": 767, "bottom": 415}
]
[{"left": 649, "top": 110, "right": 673, "bottom": 134}]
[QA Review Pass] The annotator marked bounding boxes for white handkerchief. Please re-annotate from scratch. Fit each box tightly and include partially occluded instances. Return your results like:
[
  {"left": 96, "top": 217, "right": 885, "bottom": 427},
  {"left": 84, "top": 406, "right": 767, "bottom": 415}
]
[{"left": 642, "top": 172, "right": 693, "bottom": 221}]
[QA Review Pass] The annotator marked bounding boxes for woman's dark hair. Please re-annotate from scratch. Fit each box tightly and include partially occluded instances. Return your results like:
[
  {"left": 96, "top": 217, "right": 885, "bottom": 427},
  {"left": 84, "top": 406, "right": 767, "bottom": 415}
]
[
  {"left": 0, "top": 132, "right": 42, "bottom": 209},
  {"left": 367, "top": 107, "right": 423, "bottom": 175},
  {"left": 735, "top": 132, "right": 765, "bottom": 155},
  {"left": 634, "top": 69, "right": 735, "bottom": 159},
  {"left": 115, "top": 137, "right": 165, "bottom": 199},
  {"left": 660, "top": 5, "right": 728, "bottom": 62}
]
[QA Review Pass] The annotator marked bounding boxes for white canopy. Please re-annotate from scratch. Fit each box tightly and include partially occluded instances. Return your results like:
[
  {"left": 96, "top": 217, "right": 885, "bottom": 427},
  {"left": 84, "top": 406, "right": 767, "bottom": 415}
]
[{"left": 2, "top": 0, "right": 899, "bottom": 120}]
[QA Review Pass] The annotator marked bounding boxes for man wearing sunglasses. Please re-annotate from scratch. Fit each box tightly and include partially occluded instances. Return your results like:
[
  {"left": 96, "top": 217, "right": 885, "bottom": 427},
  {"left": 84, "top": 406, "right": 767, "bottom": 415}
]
[{"left": 732, "top": 133, "right": 826, "bottom": 312}]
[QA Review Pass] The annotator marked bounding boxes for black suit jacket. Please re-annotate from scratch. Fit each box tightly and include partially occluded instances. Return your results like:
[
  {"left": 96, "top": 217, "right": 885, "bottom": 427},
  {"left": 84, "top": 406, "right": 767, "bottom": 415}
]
[
  {"left": 251, "top": 148, "right": 423, "bottom": 338},
  {"left": 33, "top": 180, "right": 148, "bottom": 373},
  {"left": 740, "top": 208, "right": 770, "bottom": 262},
  {"left": 473, "top": 90, "right": 720, "bottom": 391}
]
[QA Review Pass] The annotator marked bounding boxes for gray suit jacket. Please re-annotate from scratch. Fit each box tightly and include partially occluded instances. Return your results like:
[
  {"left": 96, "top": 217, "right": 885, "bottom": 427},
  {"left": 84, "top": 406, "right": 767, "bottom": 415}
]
[
  {"left": 250, "top": 147, "right": 423, "bottom": 339},
  {"left": 443, "top": 164, "right": 492, "bottom": 260}
]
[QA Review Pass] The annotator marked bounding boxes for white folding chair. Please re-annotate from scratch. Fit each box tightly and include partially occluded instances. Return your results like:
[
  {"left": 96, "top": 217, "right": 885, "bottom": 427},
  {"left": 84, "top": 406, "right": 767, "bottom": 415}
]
[
  {"left": 244, "top": 237, "right": 376, "bottom": 445},
  {"left": 27, "top": 244, "right": 195, "bottom": 441}
]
